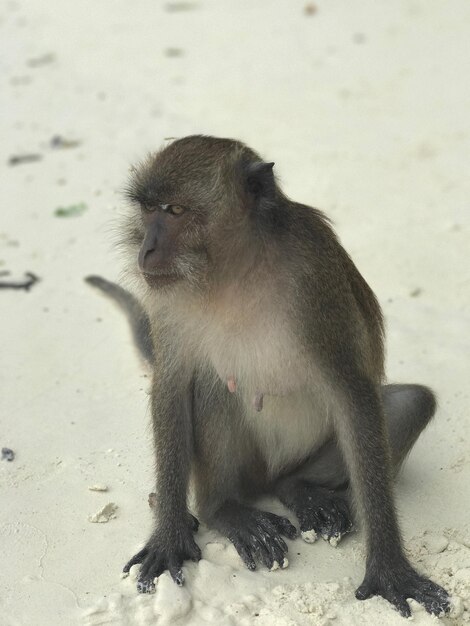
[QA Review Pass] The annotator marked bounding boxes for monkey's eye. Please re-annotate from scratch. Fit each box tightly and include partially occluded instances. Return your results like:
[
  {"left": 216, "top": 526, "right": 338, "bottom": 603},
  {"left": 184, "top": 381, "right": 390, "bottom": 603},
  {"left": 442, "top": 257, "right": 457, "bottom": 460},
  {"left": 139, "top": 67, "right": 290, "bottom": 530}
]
[
  {"left": 164, "top": 204, "right": 186, "bottom": 216},
  {"left": 141, "top": 204, "right": 157, "bottom": 213}
]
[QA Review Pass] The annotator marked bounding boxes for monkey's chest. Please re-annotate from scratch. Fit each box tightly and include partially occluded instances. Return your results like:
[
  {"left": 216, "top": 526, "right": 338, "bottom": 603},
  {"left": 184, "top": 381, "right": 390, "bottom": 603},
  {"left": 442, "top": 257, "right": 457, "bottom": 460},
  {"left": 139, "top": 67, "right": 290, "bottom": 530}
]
[
  {"left": 204, "top": 318, "right": 311, "bottom": 397},
  {"left": 203, "top": 321, "right": 334, "bottom": 473}
]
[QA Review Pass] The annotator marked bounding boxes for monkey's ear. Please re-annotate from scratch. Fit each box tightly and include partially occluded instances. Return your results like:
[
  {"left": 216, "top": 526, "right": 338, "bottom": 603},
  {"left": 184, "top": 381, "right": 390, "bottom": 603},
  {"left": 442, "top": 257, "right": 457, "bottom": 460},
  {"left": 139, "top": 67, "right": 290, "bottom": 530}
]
[{"left": 245, "top": 161, "right": 276, "bottom": 199}]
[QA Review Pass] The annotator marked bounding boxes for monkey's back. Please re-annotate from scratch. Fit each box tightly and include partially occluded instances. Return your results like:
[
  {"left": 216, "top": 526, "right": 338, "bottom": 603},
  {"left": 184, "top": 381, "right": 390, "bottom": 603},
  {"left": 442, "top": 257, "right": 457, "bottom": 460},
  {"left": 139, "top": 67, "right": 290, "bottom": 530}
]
[{"left": 276, "top": 202, "right": 385, "bottom": 384}]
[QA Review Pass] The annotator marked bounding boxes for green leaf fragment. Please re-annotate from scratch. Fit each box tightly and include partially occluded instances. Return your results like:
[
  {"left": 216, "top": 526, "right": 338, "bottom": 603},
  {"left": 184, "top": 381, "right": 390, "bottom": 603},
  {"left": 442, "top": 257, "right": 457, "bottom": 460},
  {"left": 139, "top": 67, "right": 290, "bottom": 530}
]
[{"left": 54, "top": 203, "right": 88, "bottom": 217}]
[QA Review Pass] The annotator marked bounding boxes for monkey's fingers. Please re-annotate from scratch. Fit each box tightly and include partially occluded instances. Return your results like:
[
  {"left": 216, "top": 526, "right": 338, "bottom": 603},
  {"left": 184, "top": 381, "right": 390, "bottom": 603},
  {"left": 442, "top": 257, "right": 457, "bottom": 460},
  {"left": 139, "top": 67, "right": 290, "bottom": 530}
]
[
  {"left": 390, "top": 595, "right": 412, "bottom": 618},
  {"left": 168, "top": 560, "right": 185, "bottom": 586},
  {"left": 136, "top": 577, "right": 156, "bottom": 594},
  {"left": 356, "top": 581, "right": 412, "bottom": 618},
  {"left": 409, "top": 579, "right": 450, "bottom": 616},
  {"left": 139, "top": 554, "right": 165, "bottom": 582},
  {"left": 229, "top": 536, "right": 256, "bottom": 571},
  {"left": 414, "top": 590, "right": 450, "bottom": 616},
  {"left": 356, "top": 570, "right": 450, "bottom": 618},
  {"left": 123, "top": 547, "right": 149, "bottom": 573},
  {"left": 355, "top": 582, "right": 373, "bottom": 601}
]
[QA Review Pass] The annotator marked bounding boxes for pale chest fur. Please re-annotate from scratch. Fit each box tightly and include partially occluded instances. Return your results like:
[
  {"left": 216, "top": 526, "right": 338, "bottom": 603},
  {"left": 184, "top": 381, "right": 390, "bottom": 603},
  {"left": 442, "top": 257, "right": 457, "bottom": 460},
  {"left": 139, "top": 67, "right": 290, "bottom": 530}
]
[
  {"left": 160, "top": 285, "right": 334, "bottom": 475},
  {"left": 204, "top": 310, "right": 333, "bottom": 474}
]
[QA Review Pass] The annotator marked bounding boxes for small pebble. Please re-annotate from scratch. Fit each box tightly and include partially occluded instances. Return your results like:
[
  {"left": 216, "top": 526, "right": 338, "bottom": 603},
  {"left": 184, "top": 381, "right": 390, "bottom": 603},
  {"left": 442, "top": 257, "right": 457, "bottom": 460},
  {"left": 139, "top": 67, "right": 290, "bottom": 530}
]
[
  {"left": 449, "top": 595, "right": 464, "bottom": 618},
  {"left": 304, "top": 3, "right": 317, "bottom": 15},
  {"left": 88, "top": 484, "right": 108, "bottom": 492},
  {"left": 423, "top": 534, "right": 448, "bottom": 554},
  {"left": 301, "top": 529, "right": 317, "bottom": 543},
  {"left": 1, "top": 447, "right": 15, "bottom": 462},
  {"left": 88, "top": 502, "right": 118, "bottom": 523}
]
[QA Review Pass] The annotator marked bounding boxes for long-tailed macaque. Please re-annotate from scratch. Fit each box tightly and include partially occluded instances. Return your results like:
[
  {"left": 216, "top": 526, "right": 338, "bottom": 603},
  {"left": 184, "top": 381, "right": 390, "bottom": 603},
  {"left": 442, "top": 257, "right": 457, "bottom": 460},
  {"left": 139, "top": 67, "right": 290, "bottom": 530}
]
[{"left": 86, "top": 135, "right": 449, "bottom": 618}]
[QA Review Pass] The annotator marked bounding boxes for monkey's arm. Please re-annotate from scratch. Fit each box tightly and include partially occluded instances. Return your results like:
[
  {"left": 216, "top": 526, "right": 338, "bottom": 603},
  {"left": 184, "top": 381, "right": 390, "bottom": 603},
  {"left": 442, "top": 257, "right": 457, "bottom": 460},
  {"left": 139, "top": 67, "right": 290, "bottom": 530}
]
[
  {"left": 330, "top": 360, "right": 449, "bottom": 617},
  {"left": 123, "top": 330, "right": 200, "bottom": 592}
]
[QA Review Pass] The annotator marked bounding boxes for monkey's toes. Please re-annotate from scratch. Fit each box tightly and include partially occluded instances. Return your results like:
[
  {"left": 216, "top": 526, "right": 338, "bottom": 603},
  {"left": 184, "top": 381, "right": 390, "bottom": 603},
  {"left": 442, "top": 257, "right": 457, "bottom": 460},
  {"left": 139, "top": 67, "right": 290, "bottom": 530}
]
[
  {"left": 289, "top": 486, "right": 353, "bottom": 546},
  {"left": 123, "top": 547, "right": 149, "bottom": 574}
]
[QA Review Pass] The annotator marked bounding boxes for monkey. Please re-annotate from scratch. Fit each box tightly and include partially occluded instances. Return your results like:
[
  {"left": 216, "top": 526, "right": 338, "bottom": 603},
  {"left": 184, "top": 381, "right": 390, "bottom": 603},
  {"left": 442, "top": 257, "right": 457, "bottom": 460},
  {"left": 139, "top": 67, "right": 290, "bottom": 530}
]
[{"left": 86, "top": 135, "right": 450, "bottom": 618}]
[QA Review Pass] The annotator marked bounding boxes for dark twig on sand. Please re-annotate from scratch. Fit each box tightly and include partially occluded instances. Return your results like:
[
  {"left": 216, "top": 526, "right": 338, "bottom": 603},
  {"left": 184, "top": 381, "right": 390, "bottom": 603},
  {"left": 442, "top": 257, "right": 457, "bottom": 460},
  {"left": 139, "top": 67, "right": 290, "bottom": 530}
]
[{"left": 0, "top": 272, "right": 40, "bottom": 291}]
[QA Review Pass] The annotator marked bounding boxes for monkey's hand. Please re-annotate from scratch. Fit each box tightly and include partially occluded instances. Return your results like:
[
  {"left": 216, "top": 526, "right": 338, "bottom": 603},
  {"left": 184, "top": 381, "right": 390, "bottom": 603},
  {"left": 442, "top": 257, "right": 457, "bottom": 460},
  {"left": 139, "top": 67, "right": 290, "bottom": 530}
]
[
  {"left": 356, "top": 557, "right": 450, "bottom": 618},
  {"left": 123, "top": 519, "right": 201, "bottom": 593}
]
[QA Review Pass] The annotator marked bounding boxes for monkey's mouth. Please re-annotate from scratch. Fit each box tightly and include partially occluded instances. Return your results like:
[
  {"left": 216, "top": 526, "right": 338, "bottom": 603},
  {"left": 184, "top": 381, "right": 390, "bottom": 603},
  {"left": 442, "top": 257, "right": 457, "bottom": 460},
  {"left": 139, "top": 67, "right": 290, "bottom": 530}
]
[{"left": 142, "top": 272, "right": 181, "bottom": 288}]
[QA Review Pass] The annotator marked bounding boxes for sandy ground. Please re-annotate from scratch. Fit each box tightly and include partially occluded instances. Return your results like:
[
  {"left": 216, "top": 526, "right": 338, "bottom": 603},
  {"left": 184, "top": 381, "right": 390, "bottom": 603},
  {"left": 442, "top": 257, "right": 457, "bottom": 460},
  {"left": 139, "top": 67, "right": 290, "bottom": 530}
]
[{"left": 1, "top": 1, "right": 470, "bottom": 624}]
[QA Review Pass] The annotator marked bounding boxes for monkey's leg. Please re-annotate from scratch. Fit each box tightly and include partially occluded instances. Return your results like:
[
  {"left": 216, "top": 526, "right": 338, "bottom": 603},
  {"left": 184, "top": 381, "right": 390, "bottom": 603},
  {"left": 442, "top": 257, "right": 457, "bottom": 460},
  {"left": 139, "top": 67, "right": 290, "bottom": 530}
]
[{"left": 276, "top": 383, "right": 437, "bottom": 548}]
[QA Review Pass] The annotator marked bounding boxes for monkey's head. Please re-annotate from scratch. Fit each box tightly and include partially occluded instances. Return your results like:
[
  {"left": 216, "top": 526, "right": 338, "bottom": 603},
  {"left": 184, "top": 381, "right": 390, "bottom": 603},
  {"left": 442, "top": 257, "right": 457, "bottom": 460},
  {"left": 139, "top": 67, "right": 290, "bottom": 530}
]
[{"left": 125, "top": 135, "right": 282, "bottom": 292}]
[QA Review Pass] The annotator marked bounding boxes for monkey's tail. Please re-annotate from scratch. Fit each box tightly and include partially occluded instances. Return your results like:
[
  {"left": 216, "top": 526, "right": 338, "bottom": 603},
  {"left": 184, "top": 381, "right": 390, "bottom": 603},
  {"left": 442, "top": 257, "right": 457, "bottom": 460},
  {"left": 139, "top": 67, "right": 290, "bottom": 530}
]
[{"left": 84, "top": 275, "right": 154, "bottom": 363}]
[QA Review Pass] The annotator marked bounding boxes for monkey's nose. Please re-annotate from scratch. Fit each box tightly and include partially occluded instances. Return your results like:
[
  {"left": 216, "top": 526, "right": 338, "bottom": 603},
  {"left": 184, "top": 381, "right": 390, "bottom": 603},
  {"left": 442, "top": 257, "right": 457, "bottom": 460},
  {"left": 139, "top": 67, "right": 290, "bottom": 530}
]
[
  {"left": 138, "top": 245, "right": 174, "bottom": 276},
  {"left": 138, "top": 247, "right": 154, "bottom": 273},
  {"left": 138, "top": 247, "right": 162, "bottom": 274}
]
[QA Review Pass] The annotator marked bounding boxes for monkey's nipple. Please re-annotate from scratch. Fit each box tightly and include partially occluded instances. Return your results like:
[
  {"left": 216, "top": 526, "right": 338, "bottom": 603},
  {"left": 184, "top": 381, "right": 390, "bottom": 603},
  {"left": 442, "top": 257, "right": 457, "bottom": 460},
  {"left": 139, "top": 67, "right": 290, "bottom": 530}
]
[{"left": 226, "top": 378, "right": 264, "bottom": 412}]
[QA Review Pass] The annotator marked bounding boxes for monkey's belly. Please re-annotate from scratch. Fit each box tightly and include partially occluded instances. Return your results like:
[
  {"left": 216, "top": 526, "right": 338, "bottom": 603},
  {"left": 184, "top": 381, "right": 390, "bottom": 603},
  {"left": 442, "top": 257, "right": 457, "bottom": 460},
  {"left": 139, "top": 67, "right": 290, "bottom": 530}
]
[{"left": 243, "top": 390, "right": 334, "bottom": 477}]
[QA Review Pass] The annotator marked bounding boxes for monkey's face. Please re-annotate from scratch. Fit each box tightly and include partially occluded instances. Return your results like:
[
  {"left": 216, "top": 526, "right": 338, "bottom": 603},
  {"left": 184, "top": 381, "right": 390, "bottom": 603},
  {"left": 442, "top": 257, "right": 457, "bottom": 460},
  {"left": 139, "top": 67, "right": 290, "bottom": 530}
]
[
  {"left": 126, "top": 147, "right": 217, "bottom": 290},
  {"left": 137, "top": 202, "right": 198, "bottom": 288},
  {"left": 125, "top": 135, "right": 276, "bottom": 292}
]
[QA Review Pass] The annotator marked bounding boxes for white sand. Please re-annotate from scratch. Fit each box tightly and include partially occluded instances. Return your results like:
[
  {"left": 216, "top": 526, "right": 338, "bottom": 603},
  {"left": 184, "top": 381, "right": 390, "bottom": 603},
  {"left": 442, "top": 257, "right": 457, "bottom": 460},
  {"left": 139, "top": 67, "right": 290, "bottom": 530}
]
[{"left": 1, "top": 1, "right": 469, "bottom": 624}]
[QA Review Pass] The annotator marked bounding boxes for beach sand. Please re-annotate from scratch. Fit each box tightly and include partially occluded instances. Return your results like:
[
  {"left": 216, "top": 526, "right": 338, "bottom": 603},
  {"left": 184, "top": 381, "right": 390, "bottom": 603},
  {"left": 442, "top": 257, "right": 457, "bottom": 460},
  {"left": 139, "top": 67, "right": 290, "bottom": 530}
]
[{"left": 1, "top": 1, "right": 469, "bottom": 624}]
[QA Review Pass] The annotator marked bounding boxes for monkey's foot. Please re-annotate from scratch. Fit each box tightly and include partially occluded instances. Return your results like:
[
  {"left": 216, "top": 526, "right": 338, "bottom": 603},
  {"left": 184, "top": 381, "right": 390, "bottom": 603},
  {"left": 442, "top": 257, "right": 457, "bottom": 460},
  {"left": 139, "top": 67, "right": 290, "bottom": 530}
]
[
  {"left": 280, "top": 482, "right": 353, "bottom": 546},
  {"left": 356, "top": 558, "right": 450, "bottom": 618},
  {"left": 123, "top": 519, "right": 201, "bottom": 593},
  {"left": 214, "top": 503, "right": 297, "bottom": 571}
]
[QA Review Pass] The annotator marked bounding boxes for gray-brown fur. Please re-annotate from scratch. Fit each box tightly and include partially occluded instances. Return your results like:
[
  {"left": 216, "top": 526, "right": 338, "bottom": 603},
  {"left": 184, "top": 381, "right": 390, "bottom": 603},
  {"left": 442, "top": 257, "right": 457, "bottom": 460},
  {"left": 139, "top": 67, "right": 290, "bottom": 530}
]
[{"left": 89, "top": 135, "right": 449, "bottom": 617}]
